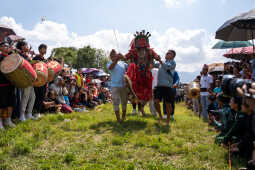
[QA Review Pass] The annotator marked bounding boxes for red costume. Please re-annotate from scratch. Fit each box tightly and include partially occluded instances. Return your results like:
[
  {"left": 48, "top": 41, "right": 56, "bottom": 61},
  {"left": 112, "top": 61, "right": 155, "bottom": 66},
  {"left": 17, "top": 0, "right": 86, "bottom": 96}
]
[{"left": 124, "top": 31, "right": 158, "bottom": 103}]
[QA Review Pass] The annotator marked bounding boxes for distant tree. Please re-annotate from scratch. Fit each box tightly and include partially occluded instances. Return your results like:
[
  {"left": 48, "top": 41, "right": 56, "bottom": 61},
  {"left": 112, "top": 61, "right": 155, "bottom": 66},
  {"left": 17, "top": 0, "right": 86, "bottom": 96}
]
[
  {"left": 51, "top": 47, "right": 78, "bottom": 66},
  {"left": 76, "top": 46, "right": 109, "bottom": 72},
  {"left": 51, "top": 46, "right": 109, "bottom": 71}
]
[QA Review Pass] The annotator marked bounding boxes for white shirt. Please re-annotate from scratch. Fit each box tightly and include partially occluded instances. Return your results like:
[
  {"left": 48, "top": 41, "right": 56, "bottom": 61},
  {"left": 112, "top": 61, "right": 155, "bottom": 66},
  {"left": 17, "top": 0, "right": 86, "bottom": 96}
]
[
  {"left": 151, "top": 68, "right": 159, "bottom": 89},
  {"left": 200, "top": 74, "right": 213, "bottom": 96}
]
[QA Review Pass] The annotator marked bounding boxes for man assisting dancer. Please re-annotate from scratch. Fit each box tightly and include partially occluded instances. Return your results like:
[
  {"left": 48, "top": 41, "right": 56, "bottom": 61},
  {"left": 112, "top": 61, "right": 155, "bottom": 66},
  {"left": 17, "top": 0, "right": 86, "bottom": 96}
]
[
  {"left": 107, "top": 50, "right": 128, "bottom": 123},
  {"left": 109, "top": 30, "right": 178, "bottom": 126}
]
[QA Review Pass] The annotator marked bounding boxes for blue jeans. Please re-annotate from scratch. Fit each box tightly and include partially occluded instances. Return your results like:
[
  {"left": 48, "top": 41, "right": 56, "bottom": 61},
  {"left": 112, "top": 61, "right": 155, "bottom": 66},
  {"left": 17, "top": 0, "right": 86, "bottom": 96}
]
[{"left": 200, "top": 95, "right": 209, "bottom": 120}]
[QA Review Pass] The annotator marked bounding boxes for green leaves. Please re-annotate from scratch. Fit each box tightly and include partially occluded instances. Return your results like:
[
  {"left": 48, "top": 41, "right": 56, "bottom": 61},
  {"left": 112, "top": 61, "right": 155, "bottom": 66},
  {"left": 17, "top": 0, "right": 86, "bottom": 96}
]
[{"left": 51, "top": 46, "right": 109, "bottom": 72}]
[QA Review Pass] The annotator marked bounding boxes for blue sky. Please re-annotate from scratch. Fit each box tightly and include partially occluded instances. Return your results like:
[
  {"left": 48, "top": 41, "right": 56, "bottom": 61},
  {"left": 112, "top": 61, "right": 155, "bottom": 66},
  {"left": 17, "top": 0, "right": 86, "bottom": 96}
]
[
  {"left": 0, "top": 0, "right": 254, "bottom": 82},
  {"left": 1, "top": 0, "right": 253, "bottom": 34}
]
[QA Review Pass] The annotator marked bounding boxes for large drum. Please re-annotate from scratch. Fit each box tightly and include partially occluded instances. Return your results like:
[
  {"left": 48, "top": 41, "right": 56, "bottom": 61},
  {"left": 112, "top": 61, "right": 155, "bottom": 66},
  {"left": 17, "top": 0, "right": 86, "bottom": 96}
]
[
  {"left": 0, "top": 53, "right": 37, "bottom": 88},
  {"left": 47, "top": 60, "right": 62, "bottom": 82},
  {"left": 32, "top": 62, "right": 48, "bottom": 87}
]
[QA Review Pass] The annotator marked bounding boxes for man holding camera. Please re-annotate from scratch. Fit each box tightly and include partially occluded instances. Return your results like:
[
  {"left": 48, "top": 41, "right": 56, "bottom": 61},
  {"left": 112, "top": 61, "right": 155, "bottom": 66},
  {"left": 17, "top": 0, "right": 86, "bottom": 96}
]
[{"left": 200, "top": 64, "right": 213, "bottom": 121}]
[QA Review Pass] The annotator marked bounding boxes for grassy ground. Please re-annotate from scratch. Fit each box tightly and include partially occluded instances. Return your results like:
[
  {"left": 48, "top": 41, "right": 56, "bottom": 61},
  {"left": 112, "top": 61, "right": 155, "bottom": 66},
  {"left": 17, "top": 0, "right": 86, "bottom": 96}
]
[{"left": 0, "top": 103, "right": 245, "bottom": 170}]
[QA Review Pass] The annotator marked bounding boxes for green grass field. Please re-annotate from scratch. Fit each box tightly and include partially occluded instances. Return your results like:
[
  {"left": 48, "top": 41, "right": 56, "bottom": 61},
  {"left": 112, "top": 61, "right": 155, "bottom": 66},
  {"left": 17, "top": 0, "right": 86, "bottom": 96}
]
[{"left": 0, "top": 103, "right": 246, "bottom": 170}]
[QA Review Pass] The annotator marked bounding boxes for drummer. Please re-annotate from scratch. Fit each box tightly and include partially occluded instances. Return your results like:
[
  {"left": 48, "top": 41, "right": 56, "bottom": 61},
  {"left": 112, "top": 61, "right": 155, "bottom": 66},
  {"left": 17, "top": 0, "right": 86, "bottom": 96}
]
[
  {"left": 16, "top": 41, "right": 36, "bottom": 121},
  {"left": 0, "top": 42, "right": 16, "bottom": 129},
  {"left": 33, "top": 44, "right": 48, "bottom": 117}
]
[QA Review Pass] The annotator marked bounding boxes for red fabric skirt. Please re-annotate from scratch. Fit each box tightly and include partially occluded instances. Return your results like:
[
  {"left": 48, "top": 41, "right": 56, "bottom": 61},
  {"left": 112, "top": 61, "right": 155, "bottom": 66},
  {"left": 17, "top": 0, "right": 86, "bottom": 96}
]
[{"left": 126, "top": 63, "right": 152, "bottom": 102}]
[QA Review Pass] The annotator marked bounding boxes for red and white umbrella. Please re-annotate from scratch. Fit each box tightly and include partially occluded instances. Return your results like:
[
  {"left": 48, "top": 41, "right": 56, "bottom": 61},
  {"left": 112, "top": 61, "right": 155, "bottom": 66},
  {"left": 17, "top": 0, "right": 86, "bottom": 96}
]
[{"left": 223, "top": 46, "right": 255, "bottom": 60}]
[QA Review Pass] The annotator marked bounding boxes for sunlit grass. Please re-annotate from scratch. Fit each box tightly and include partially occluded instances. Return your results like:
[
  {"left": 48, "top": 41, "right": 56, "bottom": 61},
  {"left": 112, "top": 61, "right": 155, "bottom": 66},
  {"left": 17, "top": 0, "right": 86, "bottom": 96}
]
[{"left": 0, "top": 103, "right": 245, "bottom": 169}]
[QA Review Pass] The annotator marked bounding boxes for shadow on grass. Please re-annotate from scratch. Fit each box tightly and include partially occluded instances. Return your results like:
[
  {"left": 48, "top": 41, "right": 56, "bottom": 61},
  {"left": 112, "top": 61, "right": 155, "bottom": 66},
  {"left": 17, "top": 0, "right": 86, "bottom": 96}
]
[
  {"left": 227, "top": 153, "right": 247, "bottom": 169},
  {"left": 154, "top": 122, "right": 170, "bottom": 134},
  {"left": 89, "top": 119, "right": 147, "bottom": 135},
  {"left": 126, "top": 113, "right": 156, "bottom": 119}
]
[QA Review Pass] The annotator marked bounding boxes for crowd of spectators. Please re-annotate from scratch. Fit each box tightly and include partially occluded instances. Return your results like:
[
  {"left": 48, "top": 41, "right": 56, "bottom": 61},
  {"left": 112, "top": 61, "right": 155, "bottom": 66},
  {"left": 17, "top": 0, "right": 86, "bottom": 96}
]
[
  {"left": 0, "top": 39, "right": 112, "bottom": 130},
  {"left": 185, "top": 59, "right": 255, "bottom": 169},
  {"left": 44, "top": 67, "right": 112, "bottom": 114}
]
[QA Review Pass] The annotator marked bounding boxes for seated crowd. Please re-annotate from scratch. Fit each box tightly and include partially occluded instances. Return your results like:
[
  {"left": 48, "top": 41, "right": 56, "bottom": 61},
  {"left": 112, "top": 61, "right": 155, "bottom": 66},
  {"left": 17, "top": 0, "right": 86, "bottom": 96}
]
[
  {"left": 186, "top": 59, "right": 255, "bottom": 169},
  {"left": 0, "top": 40, "right": 112, "bottom": 130}
]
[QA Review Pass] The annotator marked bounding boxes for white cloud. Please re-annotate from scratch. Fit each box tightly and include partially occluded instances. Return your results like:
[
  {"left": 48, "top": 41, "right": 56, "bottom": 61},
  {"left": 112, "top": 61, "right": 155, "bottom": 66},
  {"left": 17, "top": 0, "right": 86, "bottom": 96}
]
[
  {"left": 0, "top": 16, "right": 227, "bottom": 82},
  {"left": 163, "top": 0, "right": 197, "bottom": 8}
]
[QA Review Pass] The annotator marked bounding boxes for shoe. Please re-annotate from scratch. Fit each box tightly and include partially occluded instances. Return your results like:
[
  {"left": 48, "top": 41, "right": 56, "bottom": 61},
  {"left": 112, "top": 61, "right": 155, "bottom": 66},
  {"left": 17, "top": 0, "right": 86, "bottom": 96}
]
[
  {"left": 19, "top": 113, "right": 26, "bottom": 122},
  {"left": 0, "top": 118, "right": 5, "bottom": 130},
  {"left": 34, "top": 113, "right": 42, "bottom": 118},
  {"left": 163, "top": 115, "right": 167, "bottom": 119},
  {"left": 26, "top": 113, "right": 36, "bottom": 120},
  {"left": 4, "top": 117, "right": 16, "bottom": 128}
]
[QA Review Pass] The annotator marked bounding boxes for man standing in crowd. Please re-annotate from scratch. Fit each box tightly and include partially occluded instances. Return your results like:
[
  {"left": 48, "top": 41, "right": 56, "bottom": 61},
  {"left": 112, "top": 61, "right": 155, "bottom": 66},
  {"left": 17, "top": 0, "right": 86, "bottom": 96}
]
[
  {"left": 154, "top": 50, "right": 176, "bottom": 125},
  {"left": 16, "top": 41, "right": 36, "bottom": 121},
  {"left": 107, "top": 49, "right": 128, "bottom": 123},
  {"left": 200, "top": 65, "right": 213, "bottom": 121},
  {"left": 0, "top": 42, "right": 16, "bottom": 129},
  {"left": 192, "top": 75, "right": 201, "bottom": 116},
  {"left": 33, "top": 44, "right": 48, "bottom": 118}
]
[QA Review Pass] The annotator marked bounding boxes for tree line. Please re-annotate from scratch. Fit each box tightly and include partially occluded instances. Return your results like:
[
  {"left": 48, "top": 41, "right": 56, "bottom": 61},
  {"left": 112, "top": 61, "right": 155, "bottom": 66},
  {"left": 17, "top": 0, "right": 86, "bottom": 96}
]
[{"left": 51, "top": 46, "right": 109, "bottom": 72}]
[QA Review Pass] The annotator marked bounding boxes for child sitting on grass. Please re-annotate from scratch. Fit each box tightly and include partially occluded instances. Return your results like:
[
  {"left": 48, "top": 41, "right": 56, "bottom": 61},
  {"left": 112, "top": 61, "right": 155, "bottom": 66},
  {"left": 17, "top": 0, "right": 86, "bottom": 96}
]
[
  {"left": 70, "top": 92, "right": 87, "bottom": 112},
  {"left": 98, "top": 87, "right": 107, "bottom": 104},
  {"left": 86, "top": 90, "right": 97, "bottom": 109},
  {"left": 42, "top": 90, "right": 62, "bottom": 113}
]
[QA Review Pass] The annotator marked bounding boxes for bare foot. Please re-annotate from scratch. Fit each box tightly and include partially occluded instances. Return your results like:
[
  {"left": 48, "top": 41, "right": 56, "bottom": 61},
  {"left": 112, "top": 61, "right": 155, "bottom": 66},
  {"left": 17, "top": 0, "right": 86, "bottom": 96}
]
[
  {"left": 158, "top": 117, "right": 163, "bottom": 124},
  {"left": 121, "top": 116, "right": 126, "bottom": 122},
  {"left": 165, "top": 120, "right": 170, "bottom": 126}
]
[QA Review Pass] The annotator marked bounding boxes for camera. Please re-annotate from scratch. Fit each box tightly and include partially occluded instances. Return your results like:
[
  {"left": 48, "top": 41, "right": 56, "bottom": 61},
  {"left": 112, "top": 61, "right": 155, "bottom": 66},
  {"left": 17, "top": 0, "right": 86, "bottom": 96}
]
[
  {"left": 221, "top": 75, "right": 255, "bottom": 99},
  {"left": 208, "top": 109, "right": 221, "bottom": 117}
]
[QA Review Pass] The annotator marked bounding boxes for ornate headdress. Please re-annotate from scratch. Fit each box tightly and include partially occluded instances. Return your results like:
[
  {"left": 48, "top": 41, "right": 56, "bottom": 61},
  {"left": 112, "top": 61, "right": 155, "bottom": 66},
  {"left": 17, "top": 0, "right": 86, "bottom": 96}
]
[{"left": 133, "top": 30, "right": 151, "bottom": 48}]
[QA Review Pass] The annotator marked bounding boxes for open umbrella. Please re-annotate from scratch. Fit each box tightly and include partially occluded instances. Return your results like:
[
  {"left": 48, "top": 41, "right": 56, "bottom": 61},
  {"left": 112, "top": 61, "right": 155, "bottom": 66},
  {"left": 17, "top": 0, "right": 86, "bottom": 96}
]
[
  {"left": 81, "top": 68, "right": 87, "bottom": 73},
  {"left": 208, "top": 63, "right": 224, "bottom": 74},
  {"left": 223, "top": 46, "right": 255, "bottom": 60},
  {"left": 92, "top": 79, "right": 102, "bottom": 84},
  {"left": 96, "top": 70, "right": 108, "bottom": 77},
  {"left": 216, "top": 8, "right": 255, "bottom": 41},
  {"left": 215, "top": 8, "right": 255, "bottom": 80},
  {"left": 82, "top": 68, "right": 99, "bottom": 74},
  {"left": 212, "top": 40, "right": 253, "bottom": 49}
]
